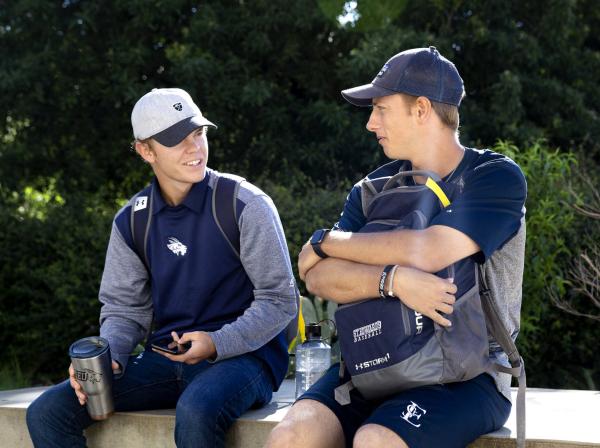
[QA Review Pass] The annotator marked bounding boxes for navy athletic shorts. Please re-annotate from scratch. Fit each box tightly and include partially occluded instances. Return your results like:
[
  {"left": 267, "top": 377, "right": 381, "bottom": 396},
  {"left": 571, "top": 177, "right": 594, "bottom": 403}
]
[{"left": 298, "top": 363, "right": 511, "bottom": 448}]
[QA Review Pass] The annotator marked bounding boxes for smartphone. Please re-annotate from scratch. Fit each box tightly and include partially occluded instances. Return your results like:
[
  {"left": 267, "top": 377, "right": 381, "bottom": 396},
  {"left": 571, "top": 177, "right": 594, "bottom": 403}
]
[{"left": 151, "top": 339, "right": 191, "bottom": 355}]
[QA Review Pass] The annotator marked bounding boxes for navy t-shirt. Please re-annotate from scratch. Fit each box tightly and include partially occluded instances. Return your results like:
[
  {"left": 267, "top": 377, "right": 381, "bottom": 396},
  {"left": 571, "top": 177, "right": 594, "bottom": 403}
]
[{"left": 335, "top": 147, "right": 527, "bottom": 261}]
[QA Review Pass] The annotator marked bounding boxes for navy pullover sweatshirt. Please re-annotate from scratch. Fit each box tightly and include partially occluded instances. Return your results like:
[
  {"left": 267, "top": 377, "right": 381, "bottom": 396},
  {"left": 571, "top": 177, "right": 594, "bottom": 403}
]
[{"left": 98, "top": 169, "right": 298, "bottom": 389}]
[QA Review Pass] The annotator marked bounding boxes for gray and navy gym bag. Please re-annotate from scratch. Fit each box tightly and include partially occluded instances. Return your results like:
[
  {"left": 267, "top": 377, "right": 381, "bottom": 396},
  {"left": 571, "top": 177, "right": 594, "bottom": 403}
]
[{"left": 333, "top": 170, "right": 527, "bottom": 447}]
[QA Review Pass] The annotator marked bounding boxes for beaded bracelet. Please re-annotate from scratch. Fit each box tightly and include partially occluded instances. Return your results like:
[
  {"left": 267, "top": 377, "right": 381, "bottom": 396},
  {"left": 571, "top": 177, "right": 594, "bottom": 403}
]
[{"left": 378, "top": 265, "right": 395, "bottom": 299}]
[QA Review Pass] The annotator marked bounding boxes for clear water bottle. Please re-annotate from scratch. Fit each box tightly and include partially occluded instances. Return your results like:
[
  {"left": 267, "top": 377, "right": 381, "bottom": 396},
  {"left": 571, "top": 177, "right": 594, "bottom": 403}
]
[{"left": 295, "top": 323, "right": 331, "bottom": 398}]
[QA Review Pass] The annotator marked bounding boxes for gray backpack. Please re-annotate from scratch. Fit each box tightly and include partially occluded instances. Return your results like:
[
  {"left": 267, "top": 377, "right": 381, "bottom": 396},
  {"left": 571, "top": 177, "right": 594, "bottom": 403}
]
[{"left": 333, "top": 170, "right": 527, "bottom": 447}]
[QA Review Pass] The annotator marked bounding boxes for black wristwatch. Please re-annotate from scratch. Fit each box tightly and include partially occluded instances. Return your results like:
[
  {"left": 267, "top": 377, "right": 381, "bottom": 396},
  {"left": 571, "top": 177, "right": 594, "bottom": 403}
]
[{"left": 310, "top": 229, "right": 330, "bottom": 259}]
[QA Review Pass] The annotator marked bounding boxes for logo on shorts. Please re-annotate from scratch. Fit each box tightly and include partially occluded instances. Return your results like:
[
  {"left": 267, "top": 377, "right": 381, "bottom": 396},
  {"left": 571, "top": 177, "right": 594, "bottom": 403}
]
[
  {"left": 75, "top": 368, "right": 103, "bottom": 384},
  {"left": 353, "top": 320, "right": 382, "bottom": 342},
  {"left": 167, "top": 237, "right": 187, "bottom": 256},
  {"left": 401, "top": 401, "right": 427, "bottom": 428}
]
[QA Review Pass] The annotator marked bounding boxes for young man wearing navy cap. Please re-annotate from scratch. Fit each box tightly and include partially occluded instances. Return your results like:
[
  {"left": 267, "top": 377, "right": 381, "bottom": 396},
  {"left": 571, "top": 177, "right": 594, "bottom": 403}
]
[
  {"left": 27, "top": 88, "right": 298, "bottom": 447},
  {"left": 267, "top": 47, "right": 526, "bottom": 447}
]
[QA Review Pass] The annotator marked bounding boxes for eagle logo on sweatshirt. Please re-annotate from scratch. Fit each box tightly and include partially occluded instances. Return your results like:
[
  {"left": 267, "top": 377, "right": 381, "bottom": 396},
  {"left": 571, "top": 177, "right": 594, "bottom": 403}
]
[{"left": 167, "top": 237, "right": 187, "bottom": 256}]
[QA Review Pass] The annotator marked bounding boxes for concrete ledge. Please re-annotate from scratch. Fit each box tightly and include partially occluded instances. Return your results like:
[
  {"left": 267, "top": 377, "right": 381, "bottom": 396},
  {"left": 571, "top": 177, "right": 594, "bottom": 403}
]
[{"left": 1, "top": 381, "right": 599, "bottom": 447}]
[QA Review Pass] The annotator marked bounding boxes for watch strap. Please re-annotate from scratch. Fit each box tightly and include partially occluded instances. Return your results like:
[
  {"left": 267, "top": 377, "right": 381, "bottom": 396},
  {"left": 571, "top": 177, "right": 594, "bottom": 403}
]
[{"left": 311, "top": 229, "right": 330, "bottom": 259}]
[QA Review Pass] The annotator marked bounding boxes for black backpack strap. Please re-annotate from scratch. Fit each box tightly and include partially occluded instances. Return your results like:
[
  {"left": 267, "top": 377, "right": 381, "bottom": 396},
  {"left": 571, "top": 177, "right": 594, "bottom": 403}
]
[
  {"left": 212, "top": 175, "right": 243, "bottom": 257},
  {"left": 478, "top": 264, "right": 523, "bottom": 368},
  {"left": 130, "top": 185, "right": 153, "bottom": 271},
  {"left": 478, "top": 263, "right": 527, "bottom": 448}
]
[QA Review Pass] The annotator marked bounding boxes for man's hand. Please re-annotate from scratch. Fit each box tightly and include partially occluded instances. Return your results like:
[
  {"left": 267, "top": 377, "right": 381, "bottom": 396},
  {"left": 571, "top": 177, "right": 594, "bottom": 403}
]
[
  {"left": 393, "top": 266, "right": 457, "bottom": 327},
  {"left": 298, "top": 240, "right": 323, "bottom": 280},
  {"left": 153, "top": 331, "right": 217, "bottom": 365},
  {"left": 69, "top": 361, "right": 120, "bottom": 406}
]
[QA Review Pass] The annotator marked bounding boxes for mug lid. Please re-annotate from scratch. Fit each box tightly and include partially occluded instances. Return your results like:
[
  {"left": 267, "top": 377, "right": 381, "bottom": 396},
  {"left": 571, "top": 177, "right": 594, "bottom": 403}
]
[{"left": 69, "top": 336, "right": 109, "bottom": 359}]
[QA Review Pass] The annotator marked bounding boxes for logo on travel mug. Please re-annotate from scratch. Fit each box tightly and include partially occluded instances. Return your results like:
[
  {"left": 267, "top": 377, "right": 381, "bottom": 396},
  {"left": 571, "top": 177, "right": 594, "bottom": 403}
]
[
  {"left": 75, "top": 368, "right": 103, "bottom": 384},
  {"left": 69, "top": 336, "right": 114, "bottom": 420}
]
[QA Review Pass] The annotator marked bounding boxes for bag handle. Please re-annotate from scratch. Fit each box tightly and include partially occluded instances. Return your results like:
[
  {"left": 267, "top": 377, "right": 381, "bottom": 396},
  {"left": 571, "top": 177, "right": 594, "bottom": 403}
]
[
  {"left": 381, "top": 170, "right": 441, "bottom": 190},
  {"left": 381, "top": 171, "right": 451, "bottom": 208}
]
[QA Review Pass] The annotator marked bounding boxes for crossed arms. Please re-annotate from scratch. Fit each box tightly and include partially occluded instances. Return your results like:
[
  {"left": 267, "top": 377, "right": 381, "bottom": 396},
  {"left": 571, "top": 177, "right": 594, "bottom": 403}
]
[{"left": 298, "top": 224, "right": 481, "bottom": 327}]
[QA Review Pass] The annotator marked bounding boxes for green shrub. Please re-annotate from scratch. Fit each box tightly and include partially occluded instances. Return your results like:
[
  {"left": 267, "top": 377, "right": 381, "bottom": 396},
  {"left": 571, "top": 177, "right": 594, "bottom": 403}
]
[
  {"left": 495, "top": 141, "right": 600, "bottom": 389},
  {"left": 0, "top": 186, "right": 113, "bottom": 384},
  {"left": 259, "top": 174, "right": 350, "bottom": 284}
]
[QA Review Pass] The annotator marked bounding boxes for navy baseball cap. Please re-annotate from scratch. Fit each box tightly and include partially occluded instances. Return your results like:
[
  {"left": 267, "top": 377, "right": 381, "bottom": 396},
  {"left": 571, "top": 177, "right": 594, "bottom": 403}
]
[{"left": 341, "top": 46, "right": 465, "bottom": 107}]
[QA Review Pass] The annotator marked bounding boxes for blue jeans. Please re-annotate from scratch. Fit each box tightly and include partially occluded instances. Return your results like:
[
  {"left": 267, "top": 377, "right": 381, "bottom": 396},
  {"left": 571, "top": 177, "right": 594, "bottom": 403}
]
[{"left": 26, "top": 350, "right": 273, "bottom": 448}]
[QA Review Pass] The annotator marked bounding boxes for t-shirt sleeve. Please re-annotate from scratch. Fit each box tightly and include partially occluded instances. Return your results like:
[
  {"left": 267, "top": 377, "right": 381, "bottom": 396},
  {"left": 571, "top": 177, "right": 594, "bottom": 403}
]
[
  {"left": 333, "top": 184, "right": 366, "bottom": 232},
  {"left": 430, "top": 158, "right": 527, "bottom": 260}
]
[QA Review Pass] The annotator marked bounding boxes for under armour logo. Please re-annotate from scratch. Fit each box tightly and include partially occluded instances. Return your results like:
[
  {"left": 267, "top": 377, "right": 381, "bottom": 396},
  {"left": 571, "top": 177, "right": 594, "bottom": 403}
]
[
  {"left": 401, "top": 401, "right": 427, "bottom": 428},
  {"left": 134, "top": 196, "right": 148, "bottom": 211},
  {"left": 173, "top": 102, "right": 183, "bottom": 111},
  {"left": 167, "top": 237, "right": 187, "bottom": 256}
]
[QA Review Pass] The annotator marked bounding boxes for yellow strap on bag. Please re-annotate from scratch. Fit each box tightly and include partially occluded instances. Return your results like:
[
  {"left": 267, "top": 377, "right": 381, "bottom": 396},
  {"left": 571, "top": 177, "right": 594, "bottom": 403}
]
[
  {"left": 425, "top": 177, "right": 451, "bottom": 208},
  {"left": 298, "top": 301, "right": 306, "bottom": 343},
  {"left": 288, "top": 298, "right": 306, "bottom": 352}
]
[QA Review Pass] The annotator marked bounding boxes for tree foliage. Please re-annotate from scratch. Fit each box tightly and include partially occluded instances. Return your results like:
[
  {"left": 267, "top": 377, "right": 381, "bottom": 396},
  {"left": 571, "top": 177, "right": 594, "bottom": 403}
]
[{"left": 0, "top": 0, "right": 598, "bottom": 388}]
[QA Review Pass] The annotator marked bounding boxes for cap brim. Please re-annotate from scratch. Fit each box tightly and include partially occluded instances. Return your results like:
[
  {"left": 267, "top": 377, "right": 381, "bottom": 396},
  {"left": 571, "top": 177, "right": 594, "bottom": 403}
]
[
  {"left": 341, "top": 83, "right": 398, "bottom": 107},
  {"left": 152, "top": 115, "right": 217, "bottom": 147}
]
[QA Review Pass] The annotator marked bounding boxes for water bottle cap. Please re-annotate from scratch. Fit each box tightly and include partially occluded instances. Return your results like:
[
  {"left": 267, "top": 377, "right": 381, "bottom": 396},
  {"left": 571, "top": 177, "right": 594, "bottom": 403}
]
[
  {"left": 305, "top": 323, "right": 322, "bottom": 340},
  {"left": 69, "top": 336, "right": 110, "bottom": 359}
]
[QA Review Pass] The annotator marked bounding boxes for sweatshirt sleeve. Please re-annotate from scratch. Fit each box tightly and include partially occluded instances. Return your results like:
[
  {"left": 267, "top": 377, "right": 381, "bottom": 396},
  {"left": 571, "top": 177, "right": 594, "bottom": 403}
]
[
  {"left": 207, "top": 194, "right": 298, "bottom": 361},
  {"left": 98, "top": 220, "right": 154, "bottom": 373}
]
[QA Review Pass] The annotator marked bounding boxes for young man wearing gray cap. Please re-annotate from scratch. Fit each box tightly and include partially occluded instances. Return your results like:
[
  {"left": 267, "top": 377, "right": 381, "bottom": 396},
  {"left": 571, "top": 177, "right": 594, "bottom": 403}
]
[
  {"left": 267, "top": 47, "right": 526, "bottom": 448},
  {"left": 27, "top": 88, "right": 298, "bottom": 447}
]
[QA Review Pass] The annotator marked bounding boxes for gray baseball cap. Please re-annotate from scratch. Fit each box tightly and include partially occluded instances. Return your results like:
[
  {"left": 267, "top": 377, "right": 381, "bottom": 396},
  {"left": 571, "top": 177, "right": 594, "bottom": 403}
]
[
  {"left": 341, "top": 46, "right": 465, "bottom": 107},
  {"left": 131, "top": 88, "right": 217, "bottom": 147}
]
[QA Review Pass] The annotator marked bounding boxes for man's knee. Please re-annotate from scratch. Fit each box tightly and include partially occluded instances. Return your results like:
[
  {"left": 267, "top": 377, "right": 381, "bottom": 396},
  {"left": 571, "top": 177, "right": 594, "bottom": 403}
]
[
  {"left": 174, "top": 396, "right": 222, "bottom": 447},
  {"left": 27, "top": 384, "right": 70, "bottom": 429},
  {"left": 266, "top": 419, "right": 303, "bottom": 448},
  {"left": 266, "top": 399, "right": 344, "bottom": 448},
  {"left": 26, "top": 394, "right": 46, "bottom": 430},
  {"left": 26, "top": 382, "right": 90, "bottom": 446},
  {"left": 353, "top": 424, "right": 408, "bottom": 448},
  {"left": 175, "top": 394, "right": 217, "bottom": 429}
]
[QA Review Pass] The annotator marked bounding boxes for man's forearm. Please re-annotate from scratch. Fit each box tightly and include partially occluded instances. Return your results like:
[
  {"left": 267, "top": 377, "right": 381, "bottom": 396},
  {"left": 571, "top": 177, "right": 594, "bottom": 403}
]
[
  {"left": 320, "top": 225, "right": 479, "bottom": 272},
  {"left": 304, "top": 258, "right": 383, "bottom": 303}
]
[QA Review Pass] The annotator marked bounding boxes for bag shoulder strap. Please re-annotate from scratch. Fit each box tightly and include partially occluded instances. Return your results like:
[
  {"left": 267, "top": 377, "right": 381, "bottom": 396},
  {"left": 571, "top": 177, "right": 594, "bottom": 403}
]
[
  {"left": 212, "top": 174, "right": 244, "bottom": 257},
  {"left": 478, "top": 264, "right": 527, "bottom": 448},
  {"left": 478, "top": 264, "right": 522, "bottom": 367},
  {"left": 213, "top": 173, "right": 303, "bottom": 350},
  {"left": 130, "top": 185, "right": 153, "bottom": 271},
  {"left": 131, "top": 175, "right": 245, "bottom": 269}
]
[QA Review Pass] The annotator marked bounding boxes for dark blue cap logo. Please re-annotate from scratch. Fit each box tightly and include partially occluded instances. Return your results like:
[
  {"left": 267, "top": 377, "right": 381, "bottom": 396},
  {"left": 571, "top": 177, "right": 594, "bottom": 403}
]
[{"left": 173, "top": 102, "right": 183, "bottom": 111}]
